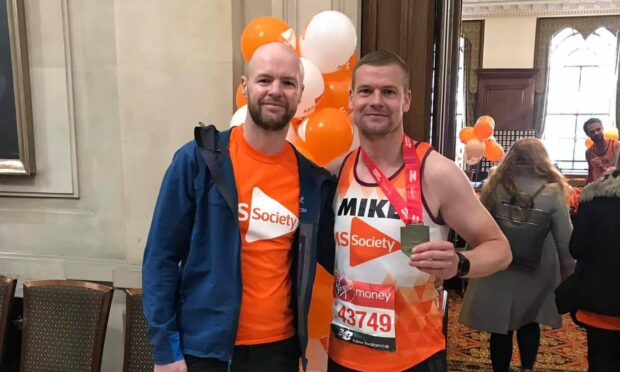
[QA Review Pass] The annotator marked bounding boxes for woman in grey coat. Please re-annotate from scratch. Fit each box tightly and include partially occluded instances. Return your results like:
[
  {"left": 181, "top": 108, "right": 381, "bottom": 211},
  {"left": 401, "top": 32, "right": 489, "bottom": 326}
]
[{"left": 459, "top": 138, "right": 575, "bottom": 372}]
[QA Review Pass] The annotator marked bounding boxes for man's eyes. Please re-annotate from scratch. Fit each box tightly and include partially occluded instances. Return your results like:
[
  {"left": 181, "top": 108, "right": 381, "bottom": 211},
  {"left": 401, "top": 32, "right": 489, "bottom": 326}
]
[
  {"left": 256, "top": 78, "right": 297, "bottom": 87},
  {"left": 357, "top": 88, "right": 397, "bottom": 96}
]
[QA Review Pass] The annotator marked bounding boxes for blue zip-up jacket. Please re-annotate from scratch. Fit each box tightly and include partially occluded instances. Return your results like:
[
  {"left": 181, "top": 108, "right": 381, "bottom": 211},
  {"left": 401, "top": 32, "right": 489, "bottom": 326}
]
[{"left": 142, "top": 125, "right": 335, "bottom": 369}]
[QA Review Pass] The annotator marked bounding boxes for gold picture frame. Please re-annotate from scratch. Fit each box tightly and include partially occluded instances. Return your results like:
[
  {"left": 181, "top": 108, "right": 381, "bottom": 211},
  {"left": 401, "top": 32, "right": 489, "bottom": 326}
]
[{"left": 0, "top": 0, "right": 34, "bottom": 175}]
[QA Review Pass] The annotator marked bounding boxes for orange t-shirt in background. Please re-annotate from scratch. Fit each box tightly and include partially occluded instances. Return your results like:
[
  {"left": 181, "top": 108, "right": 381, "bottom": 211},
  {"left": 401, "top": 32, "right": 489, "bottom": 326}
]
[
  {"left": 229, "top": 126, "right": 300, "bottom": 345},
  {"left": 576, "top": 310, "right": 620, "bottom": 331}
]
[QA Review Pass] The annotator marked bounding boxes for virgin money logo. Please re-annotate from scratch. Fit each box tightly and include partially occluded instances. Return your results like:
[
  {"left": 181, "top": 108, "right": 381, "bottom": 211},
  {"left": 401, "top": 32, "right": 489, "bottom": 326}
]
[
  {"left": 238, "top": 187, "right": 299, "bottom": 243},
  {"left": 334, "top": 275, "right": 354, "bottom": 302}
]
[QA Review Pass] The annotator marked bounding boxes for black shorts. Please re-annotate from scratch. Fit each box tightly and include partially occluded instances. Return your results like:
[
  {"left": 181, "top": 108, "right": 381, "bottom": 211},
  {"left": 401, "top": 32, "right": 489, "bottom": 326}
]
[
  {"left": 328, "top": 350, "right": 447, "bottom": 372},
  {"left": 184, "top": 336, "right": 300, "bottom": 372}
]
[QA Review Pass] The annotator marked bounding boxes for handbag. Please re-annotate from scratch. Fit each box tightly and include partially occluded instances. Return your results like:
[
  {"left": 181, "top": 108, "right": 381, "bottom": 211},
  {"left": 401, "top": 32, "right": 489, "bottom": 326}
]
[{"left": 493, "top": 184, "right": 551, "bottom": 268}]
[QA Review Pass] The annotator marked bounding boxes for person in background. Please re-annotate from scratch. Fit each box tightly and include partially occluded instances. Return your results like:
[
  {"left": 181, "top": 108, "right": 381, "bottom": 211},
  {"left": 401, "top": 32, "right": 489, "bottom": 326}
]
[
  {"left": 556, "top": 170, "right": 620, "bottom": 371},
  {"left": 142, "top": 42, "right": 336, "bottom": 372},
  {"left": 328, "top": 49, "right": 511, "bottom": 372},
  {"left": 583, "top": 117, "right": 620, "bottom": 183},
  {"left": 459, "top": 138, "right": 575, "bottom": 372}
]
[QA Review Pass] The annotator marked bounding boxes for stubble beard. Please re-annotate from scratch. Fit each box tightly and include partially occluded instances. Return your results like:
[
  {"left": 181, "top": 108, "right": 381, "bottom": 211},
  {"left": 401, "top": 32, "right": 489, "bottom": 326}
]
[
  {"left": 247, "top": 96, "right": 295, "bottom": 132},
  {"left": 357, "top": 116, "right": 401, "bottom": 141}
]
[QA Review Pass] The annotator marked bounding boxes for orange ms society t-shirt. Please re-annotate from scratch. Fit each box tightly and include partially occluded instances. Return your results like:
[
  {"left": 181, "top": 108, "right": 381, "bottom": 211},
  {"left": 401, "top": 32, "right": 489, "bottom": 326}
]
[{"left": 229, "top": 126, "right": 300, "bottom": 345}]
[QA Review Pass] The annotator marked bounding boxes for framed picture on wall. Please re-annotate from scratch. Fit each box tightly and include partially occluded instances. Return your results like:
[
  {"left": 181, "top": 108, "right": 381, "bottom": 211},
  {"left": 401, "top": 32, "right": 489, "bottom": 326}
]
[{"left": 0, "top": 0, "right": 34, "bottom": 175}]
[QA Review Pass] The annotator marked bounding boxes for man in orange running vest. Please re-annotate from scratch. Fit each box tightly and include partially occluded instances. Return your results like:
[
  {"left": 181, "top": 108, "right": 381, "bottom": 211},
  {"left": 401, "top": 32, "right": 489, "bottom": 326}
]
[
  {"left": 328, "top": 50, "right": 511, "bottom": 371},
  {"left": 143, "top": 42, "right": 336, "bottom": 372},
  {"left": 583, "top": 117, "right": 620, "bottom": 183}
]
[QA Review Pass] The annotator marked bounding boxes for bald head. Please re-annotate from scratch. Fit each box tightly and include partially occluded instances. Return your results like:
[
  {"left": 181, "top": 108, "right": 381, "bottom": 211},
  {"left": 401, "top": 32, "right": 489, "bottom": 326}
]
[
  {"left": 244, "top": 42, "right": 303, "bottom": 81},
  {"left": 241, "top": 42, "right": 304, "bottom": 132}
]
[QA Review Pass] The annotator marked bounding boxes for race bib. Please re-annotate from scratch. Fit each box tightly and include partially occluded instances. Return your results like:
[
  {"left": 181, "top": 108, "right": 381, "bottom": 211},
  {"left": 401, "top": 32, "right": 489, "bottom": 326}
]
[{"left": 331, "top": 275, "right": 396, "bottom": 351}]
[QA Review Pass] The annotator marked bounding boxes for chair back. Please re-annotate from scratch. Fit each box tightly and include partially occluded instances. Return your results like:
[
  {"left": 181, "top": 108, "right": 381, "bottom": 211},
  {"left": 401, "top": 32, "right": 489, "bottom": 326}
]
[
  {"left": 0, "top": 275, "right": 17, "bottom": 366},
  {"left": 441, "top": 289, "right": 449, "bottom": 337},
  {"left": 123, "top": 288, "right": 153, "bottom": 372},
  {"left": 20, "top": 280, "right": 113, "bottom": 372}
]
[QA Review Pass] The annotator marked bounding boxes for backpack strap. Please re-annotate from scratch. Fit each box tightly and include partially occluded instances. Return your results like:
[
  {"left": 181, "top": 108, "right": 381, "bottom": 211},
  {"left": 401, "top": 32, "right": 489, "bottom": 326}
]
[
  {"left": 509, "top": 183, "right": 547, "bottom": 208},
  {"left": 531, "top": 184, "right": 547, "bottom": 201},
  {"left": 194, "top": 123, "right": 236, "bottom": 214}
]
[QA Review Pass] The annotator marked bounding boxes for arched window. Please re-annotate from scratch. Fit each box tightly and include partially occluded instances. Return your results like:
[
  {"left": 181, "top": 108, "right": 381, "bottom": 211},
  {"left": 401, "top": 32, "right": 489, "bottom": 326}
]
[{"left": 543, "top": 27, "right": 618, "bottom": 173}]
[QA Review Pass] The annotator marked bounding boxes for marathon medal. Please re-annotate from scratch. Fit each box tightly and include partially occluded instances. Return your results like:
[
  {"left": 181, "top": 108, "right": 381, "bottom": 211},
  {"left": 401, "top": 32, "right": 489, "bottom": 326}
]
[{"left": 400, "top": 224, "right": 429, "bottom": 256}]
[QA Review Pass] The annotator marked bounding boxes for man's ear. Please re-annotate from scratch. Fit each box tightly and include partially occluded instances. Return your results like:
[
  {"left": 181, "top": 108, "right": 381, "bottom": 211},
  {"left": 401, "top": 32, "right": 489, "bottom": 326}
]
[
  {"left": 348, "top": 88, "right": 353, "bottom": 110},
  {"left": 402, "top": 88, "right": 412, "bottom": 113},
  {"left": 241, "top": 76, "right": 248, "bottom": 98}
]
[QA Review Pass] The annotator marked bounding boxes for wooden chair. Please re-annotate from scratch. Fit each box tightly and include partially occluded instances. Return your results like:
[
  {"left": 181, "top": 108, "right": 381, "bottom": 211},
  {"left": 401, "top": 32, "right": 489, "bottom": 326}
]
[
  {"left": 0, "top": 275, "right": 17, "bottom": 368},
  {"left": 123, "top": 288, "right": 153, "bottom": 372},
  {"left": 20, "top": 280, "right": 113, "bottom": 372}
]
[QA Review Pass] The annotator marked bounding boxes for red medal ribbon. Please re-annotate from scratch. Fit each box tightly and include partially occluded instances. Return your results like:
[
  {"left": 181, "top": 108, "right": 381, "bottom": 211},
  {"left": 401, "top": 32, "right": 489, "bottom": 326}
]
[{"left": 360, "top": 134, "right": 423, "bottom": 225}]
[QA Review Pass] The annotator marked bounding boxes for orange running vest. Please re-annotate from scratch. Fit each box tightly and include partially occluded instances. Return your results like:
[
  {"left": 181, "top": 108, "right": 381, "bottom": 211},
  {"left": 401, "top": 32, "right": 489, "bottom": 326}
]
[{"left": 329, "top": 144, "right": 448, "bottom": 371}]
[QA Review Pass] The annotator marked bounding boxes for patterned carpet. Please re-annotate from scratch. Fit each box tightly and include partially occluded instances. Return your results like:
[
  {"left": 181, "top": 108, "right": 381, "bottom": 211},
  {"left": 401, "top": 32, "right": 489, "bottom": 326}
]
[{"left": 446, "top": 291, "right": 587, "bottom": 371}]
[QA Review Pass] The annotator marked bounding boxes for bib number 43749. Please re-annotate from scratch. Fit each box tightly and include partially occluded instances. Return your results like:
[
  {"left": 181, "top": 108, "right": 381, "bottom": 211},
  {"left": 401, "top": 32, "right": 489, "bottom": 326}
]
[
  {"left": 332, "top": 276, "right": 396, "bottom": 352},
  {"left": 336, "top": 304, "right": 392, "bottom": 333}
]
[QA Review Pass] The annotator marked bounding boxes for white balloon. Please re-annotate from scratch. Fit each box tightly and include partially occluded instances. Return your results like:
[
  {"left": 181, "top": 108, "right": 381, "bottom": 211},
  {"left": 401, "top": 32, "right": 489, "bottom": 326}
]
[
  {"left": 465, "top": 138, "right": 486, "bottom": 158},
  {"left": 230, "top": 105, "right": 247, "bottom": 127},
  {"left": 300, "top": 11, "right": 357, "bottom": 73},
  {"left": 295, "top": 58, "right": 324, "bottom": 119},
  {"left": 297, "top": 117, "right": 309, "bottom": 142},
  {"left": 464, "top": 150, "right": 482, "bottom": 165}
]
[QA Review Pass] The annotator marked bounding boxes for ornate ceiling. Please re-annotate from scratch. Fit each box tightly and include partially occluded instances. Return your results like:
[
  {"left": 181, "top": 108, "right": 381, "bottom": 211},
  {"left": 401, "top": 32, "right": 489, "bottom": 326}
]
[{"left": 462, "top": 0, "right": 620, "bottom": 19}]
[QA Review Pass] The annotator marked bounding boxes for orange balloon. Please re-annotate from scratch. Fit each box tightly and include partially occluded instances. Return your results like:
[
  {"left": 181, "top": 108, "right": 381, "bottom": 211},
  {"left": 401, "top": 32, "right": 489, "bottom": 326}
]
[
  {"left": 297, "top": 108, "right": 353, "bottom": 166},
  {"left": 604, "top": 127, "right": 619, "bottom": 141},
  {"left": 290, "top": 117, "right": 302, "bottom": 128},
  {"left": 316, "top": 69, "right": 352, "bottom": 114},
  {"left": 458, "top": 127, "right": 475, "bottom": 144},
  {"left": 485, "top": 140, "right": 504, "bottom": 162},
  {"left": 585, "top": 137, "right": 594, "bottom": 148},
  {"left": 324, "top": 53, "right": 358, "bottom": 80},
  {"left": 474, "top": 115, "right": 495, "bottom": 140},
  {"left": 294, "top": 35, "right": 302, "bottom": 56},
  {"left": 477, "top": 115, "right": 495, "bottom": 126},
  {"left": 308, "top": 266, "right": 334, "bottom": 338},
  {"left": 294, "top": 142, "right": 318, "bottom": 163},
  {"left": 240, "top": 17, "right": 294, "bottom": 61},
  {"left": 235, "top": 83, "right": 247, "bottom": 109}
]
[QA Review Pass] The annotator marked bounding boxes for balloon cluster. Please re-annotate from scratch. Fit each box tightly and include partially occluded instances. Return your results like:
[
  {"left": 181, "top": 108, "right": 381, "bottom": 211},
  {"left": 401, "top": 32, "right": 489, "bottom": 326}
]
[
  {"left": 231, "top": 12, "right": 358, "bottom": 166},
  {"left": 458, "top": 116, "right": 504, "bottom": 165},
  {"left": 585, "top": 127, "right": 619, "bottom": 148}
]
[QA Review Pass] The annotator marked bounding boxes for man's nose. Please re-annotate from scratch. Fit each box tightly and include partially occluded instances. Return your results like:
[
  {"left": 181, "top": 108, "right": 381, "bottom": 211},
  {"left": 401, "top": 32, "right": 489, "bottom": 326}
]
[
  {"left": 369, "top": 90, "right": 383, "bottom": 105},
  {"left": 268, "top": 81, "right": 284, "bottom": 96}
]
